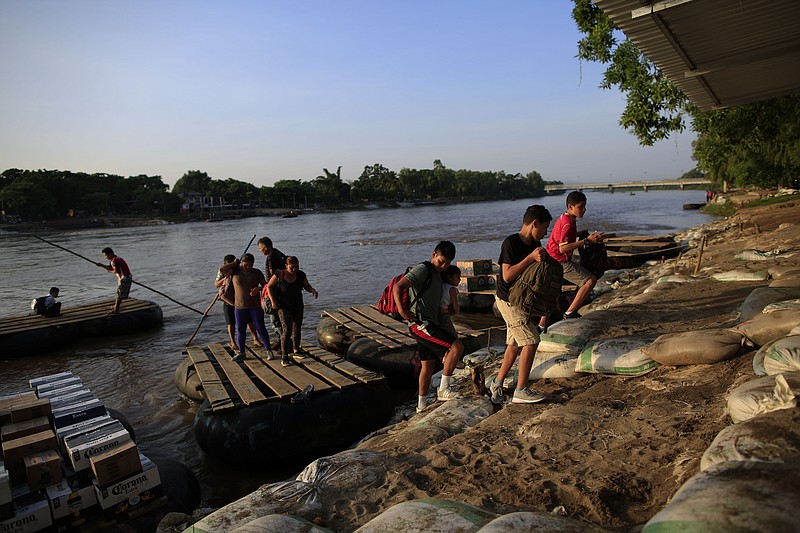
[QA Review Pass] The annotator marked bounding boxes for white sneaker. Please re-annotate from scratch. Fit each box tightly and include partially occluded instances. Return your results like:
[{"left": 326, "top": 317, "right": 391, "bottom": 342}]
[
  {"left": 265, "top": 351, "right": 276, "bottom": 361},
  {"left": 511, "top": 387, "right": 546, "bottom": 404},
  {"left": 489, "top": 378, "right": 505, "bottom": 404},
  {"left": 437, "top": 387, "right": 462, "bottom": 401},
  {"left": 232, "top": 352, "right": 245, "bottom": 363}
]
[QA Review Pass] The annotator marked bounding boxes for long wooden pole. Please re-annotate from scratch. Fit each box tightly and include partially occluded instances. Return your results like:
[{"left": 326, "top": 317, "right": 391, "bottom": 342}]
[
  {"left": 185, "top": 234, "right": 257, "bottom": 346},
  {"left": 693, "top": 234, "right": 706, "bottom": 275},
  {"left": 33, "top": 235, "right": 204, "bottom": 315}
]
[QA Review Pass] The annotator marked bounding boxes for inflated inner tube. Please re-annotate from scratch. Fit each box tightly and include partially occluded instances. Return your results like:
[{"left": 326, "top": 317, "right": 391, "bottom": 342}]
[
  {"left": 174, "top": 357, "right": 205, "bottom": 403},
  {"left": 316, "top": 315, "right": 357, "bottom": 354}
]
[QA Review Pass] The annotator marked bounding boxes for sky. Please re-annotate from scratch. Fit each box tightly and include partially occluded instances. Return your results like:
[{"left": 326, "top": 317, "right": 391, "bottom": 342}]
[{"left": 0, "top": 1, "right": 698, "bottom": 189}]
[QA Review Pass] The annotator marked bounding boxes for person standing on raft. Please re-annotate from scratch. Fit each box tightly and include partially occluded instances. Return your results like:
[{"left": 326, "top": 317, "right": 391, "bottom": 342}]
[
  {"left": 219, "top": 253, "right": 276, "bottom": 363},
  {"left": 96, "top": 247, "right": 132, "bottom": 314},
  {"left": 266, "top": 255, "right": 318, "bottom": 367}
]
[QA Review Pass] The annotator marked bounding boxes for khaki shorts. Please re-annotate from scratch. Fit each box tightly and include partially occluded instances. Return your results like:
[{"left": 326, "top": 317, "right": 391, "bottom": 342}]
[
  {"left": 117, "top": 277, "right": 132, "bottom": 299},
  {"left": 562, "top": 260, "right": 593, "bottom": 287},
  {"left": 495, "top": 296, "right": 540, "bottom": 347}
]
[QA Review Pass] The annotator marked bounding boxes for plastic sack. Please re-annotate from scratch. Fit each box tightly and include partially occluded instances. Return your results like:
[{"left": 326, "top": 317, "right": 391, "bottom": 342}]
[
  {"left": 735, "top": 309, "right": 800, "bottom": 346},
  {"left": 354, "top": 499, "right": 496, "bottom": 533},
  {"left": 726, "top": 373, "right": 800, "bottom": 423},
  {"left": 752, "top": 335, "right": 800, "bottom": 375},
  {"left": 643, "top": 329, "right": 747, "bottom": 366},
  {"left": 711, "top": 270, "right": 769, "bottom": 282},
  {"left": 575, "top": 337, "right": 657, "bottom": 376},
  {"left": 738, "top": 286, "right": 800, "bottom": 321}
]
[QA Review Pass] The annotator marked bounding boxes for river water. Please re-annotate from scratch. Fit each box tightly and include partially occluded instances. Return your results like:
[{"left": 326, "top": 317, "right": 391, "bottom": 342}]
[{"left": 0, "top": 190, "right": 713, "bottom": 507}]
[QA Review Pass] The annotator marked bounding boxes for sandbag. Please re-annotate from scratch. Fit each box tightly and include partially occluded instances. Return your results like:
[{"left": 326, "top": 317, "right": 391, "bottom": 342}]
[
  {"left": 735, "top": 249, "right": 779, "bottom": 261},
  {"left": 537, "top": 311, "right": 612, "bottom": 355},
  {"left": 700, "top": 409, "right": 800, "bottom": 471},
  {"left": 763, "top": 299, "right": 800, "bottom": 313},
  {"left": 529, "top": 351, "right": 578, "bottom": 380},
  {"left": 476, "top": 511, "right": 610, "bottom": 532},
  {"left": 230, "top": 514, "right": 332, "bottom": 532},
  {"left": 770, "top": 276, "right": 800, "bottom": 288},
  {"left": 575, "top": 337, "right": 657, "bottom": 376},
  {"left": 354, "top": 499, "right": 496, "bottom": 533},
  {"left": 642, "top": 461, "right": 800, "bottom": 532},
  {"left": 656, "top": 274, "right": 692, "bottom": 284},
  {"left": 738, "top": 286, "right": 800, "bottom": 321},
  {"left": 726, "top": 372, "right": 800, "bottom": 423},
  {"left": 642, "top": 329, "right": 746, "bottom": 366},
  {"left": 735, "top": 308, "right": 800, "bottom": 346},
  {"left": 769, "top": 265, "right": 800, "bottom": 279},
  {"left": 752, "top": 335, "right": 800, "bottom": 375},
  {"left": 711, "top": 269, "right": 769, "bottom": 282}
]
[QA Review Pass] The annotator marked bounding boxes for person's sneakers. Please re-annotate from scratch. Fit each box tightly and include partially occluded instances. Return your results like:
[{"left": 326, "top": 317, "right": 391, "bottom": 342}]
[
  {"left": 415, "top": 398, "right": 432, "bottom": 413},
  {"left": 281, "top": 355, "right": 292, "bottom": 367},
  {"left": 563, "top": 310, "right": 582, "bottom": 320},
  {"left": 511, "top": 387, "right": 546, "bottom": 404},
  {"left": 265, "top": 351, "right": 276, "bottom": 361},
  {"left": 232, "top": 351, "right": 245, "bottom": 363},
  {"left": 437, "top": 387, "right": 462, "bottom": 401},
  {"left": 489, "top": 378, "right": 505, "bottom": 404}
]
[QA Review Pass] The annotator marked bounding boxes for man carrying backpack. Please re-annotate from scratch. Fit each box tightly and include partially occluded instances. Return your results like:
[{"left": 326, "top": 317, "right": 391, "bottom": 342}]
[
  {"left": 392, "top": 240, "right": 464, "bottom": 413},
  {"left": 32, "top": 287, "right": 61, "bottom": 317},
  {"left": 258, "top": 236, "right": 287, "bottom": 351},
  {"left": 491, "top": 205, "right": 553, "bottom": 405}
]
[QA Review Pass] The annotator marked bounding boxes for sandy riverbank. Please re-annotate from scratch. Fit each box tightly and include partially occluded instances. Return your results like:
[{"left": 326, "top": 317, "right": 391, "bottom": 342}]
[{"left": 174, "top": 197, "right": 800, "bottom": 532}]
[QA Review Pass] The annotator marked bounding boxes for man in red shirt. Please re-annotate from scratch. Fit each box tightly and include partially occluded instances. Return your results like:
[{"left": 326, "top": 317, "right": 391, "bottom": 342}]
[
  {"left": 97, "top": 247, "right": 133, "bottom": 314},
  {"left": 545, "top": 191, "right": 603, "bottom": 322}
]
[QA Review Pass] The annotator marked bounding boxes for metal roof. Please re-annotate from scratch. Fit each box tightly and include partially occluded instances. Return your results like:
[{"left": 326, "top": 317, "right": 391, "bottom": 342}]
[{"left": 595, "top": 0, "right": 800, "bottom": 111}]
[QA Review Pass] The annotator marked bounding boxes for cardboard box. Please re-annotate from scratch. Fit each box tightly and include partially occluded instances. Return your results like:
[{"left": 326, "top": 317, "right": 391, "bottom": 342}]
[
  {"left": 29, "top": 372, "right": 73, "bottom": 389},
  {"left": 52, "top": 398, "right": 106, "bottom": 429},
  {"left": 90, "top": 441, "right": 141, "bottom": 487},
  {"left": 45, "top": 479, "right": 98, "bottom": 521},
  {"left": 24, "top": 450, "right": 61, "bottom": 490},
  {"left": 0, "top": 392, "right": 37, "bottom": 426},
  {"left": 48, "top": 390, "right": 96, "bottom": 412},
  {"left": 35, "top": 377, "right": 82, "bottom": 395},
  {"left": 0, "top": 463, "right": 11, "bottom": 519},
  {"left": 456, "top": 259, "right": 494, "bottom": 276},
  {"left": 0, "top": 494, "right": 52, "bottom": 533},
  {"left": 62, "top": 419, "right": 123, "bottom": 455},
  {"left": 55, "top": 415, "right": 114, "bottom": 454},
  {"left": 1, "top": 430, "right": 57, "bottom": 484},
  {"left": 93, "top": 455, "right": 161, "bottom": 519},
  {"left": 9, "top": 398, "right": 51, "bottom": 424},
  {"left": 1, "top": 417, "right": 50, "bottom": 443},
  {"left": 66, "top": 428, "right": 132, "bottom": 474},
  {"left": 457, "top": 274, "right": 497, "bottom": 292},
  {"left": 35, "top": 383, "right": 84, "bottom": 399}
]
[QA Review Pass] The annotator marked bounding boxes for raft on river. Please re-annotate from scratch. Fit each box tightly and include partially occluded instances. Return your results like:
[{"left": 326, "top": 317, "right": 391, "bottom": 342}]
[
  {"left": 602, "top": 235, "right": 687, "bottom": 268},
  {"left": 318, "top": 304, "right": 498, "bottom": 388},
  {"left": 175, "top": 341, "right": 394, "bottom": 467},
  {"left": 0, "top": 298, "right": 163, "bottom": 358}
]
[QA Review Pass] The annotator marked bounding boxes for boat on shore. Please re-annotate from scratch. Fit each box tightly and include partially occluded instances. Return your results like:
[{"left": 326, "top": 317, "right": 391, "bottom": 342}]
[
  {"left": 176, "top": 342, "right": 394, "bottom": 467},
  {"left": 601, "top": 235, "right": 687, "bottom": 268},
  {"left": 0, "top": 298, "right": 163, "bottom": 358}
]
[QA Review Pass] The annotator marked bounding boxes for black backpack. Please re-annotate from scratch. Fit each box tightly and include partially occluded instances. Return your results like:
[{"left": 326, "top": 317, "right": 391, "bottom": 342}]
[
  {"left": 508, "top": 256, "right": 564, "bottom": 318},
  {"left": 31, "top": 296, "right": 47, "bottom": 314}
]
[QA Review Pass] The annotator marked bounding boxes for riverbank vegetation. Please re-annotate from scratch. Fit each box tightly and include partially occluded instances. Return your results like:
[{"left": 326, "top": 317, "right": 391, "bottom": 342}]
[
  {"left": 0, "top": 160, "right": 560, "bottom": 223},
  {"left": 573, "top": 0, "right": 800, "bottom": 191}
]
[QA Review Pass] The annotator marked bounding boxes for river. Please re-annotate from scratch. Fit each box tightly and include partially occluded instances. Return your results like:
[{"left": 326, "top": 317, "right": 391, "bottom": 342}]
[{"left": 0, "top": 190, "right": 713, "bottom": 507}]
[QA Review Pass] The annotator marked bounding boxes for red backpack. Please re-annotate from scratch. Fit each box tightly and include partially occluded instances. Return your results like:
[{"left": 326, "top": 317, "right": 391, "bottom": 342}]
[{"left": 377, "top": 262, "right": 433, "bottom": 319}]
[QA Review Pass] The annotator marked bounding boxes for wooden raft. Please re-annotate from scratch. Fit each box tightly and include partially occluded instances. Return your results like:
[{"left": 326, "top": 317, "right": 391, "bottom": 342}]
[
  {"left": 185, "top": 341, "right": 385, "bottom": 413},
  {"left": 0, "top": 298, "right": 158, "bottom": 336},
  {"left": 322, "top": 304, "right": 486, "bottom": 351}
]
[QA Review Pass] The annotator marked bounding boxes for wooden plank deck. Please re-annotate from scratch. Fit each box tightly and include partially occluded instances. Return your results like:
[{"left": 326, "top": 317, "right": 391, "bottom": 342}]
[
  {"left": 184, "top": 341, "right": 386, "bottom": 413},
  {"left": 322, "top": 304, "right": 487, "bottom": 352},
  {"left": 0, "top": 298, "right": 158, "bottom": 335}
]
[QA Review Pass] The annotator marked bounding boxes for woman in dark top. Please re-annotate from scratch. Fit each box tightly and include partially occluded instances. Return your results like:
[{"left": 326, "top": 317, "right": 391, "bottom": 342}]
[{"left": 266, "top": 255, "right": 318, "bottom": 366}]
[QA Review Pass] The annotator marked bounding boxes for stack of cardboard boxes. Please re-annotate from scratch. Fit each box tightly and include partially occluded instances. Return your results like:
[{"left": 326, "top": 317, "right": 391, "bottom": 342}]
[
  {"left": 456, "top": 259, "right": 498, "bottom": 292},
  {"left": 0, "top": 372, "right": 165, "bottom": 532}
]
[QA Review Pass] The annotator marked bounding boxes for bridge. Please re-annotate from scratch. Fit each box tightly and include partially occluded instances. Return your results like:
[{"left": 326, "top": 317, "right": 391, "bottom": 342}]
[{"left": 545, "top": 178, "right": 711, "bottom": 193}]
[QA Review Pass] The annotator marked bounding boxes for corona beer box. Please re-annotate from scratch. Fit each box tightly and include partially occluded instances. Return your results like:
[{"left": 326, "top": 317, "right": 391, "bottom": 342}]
[
  {"left": 55, "top": 415, "right": 115, "bottom": 454},
  {"left": 35, "top": 383, "right": 84, "bottom": 399},
  {"left": 90, "top": 441, "right": 141, "bottom": 486},
  {"left": 0, "top": 493, "right": 52, "bottom": 533},
  {"left": 0, "top": 463, "right": 11, "bottom": 520},
  {"left": 458, "top": 274, "right": 497, "bottom": 292},
  {"left": 29, "top": 372, "right": 73, "bottom": 389},
  {"left": 66, "top": 428, "right": 131, "bottom": 474},
  {"left": 0, "top": 392, "right": 37, "bottom": 426},
  {"left": 9, "top": 398, "right": 51, "bottom": 425},
  {"left": 1, "top": 430, "right": 58, "bottom": 484},
  {"left": 34, "top": 377, "right": 82, "bottom": 396},
  {"left": 93, "top": 455, "right": 162, "bottom": 520},
  {"left": 456, "top": 259, "right": 494, "bottom": 276},
  {"left": 51, "top": 398, "right": 106, "bottom": 429},
  {"left": 23, "top": 450, "right": 61, "bottom": 491},
  {"left": 1, "top": 417, "right": 50, "bottom": 443},
  {"left": 45, "top": 479, "right": 98, "bottom": 521},
  {"left": 48, "top": 390, "right": 96, "bottom": 412}
]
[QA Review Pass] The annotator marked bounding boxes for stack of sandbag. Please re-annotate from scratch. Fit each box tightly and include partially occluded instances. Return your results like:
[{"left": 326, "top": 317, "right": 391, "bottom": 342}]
[
  {"left": 574, "top": 337, "right": 657, "bottom": 376},
  {"left": 725, "top": 372, "right": 800, "bottom": 423},
  {"left": 738, "top": 286, "right": 800, "bottom": 321},
  {"left": 642, "top": 461, "right": 800, "bottom": 532},
  {"left": 643, "top": 329, "right": 749, "bottom": 366},
  {"left": 753, "top": 335, "right": 800, "bottom": 375},
  {"left": 735, "top": 308, "right": 800, "bottom": 346}
]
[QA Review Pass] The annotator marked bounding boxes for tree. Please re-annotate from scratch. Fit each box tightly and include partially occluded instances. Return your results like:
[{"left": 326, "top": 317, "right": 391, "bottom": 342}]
[
  {"left": 312, "top": 166, "right": 351, "bottom": 206},
  {"left": 173, "top": 170, "right": 212, "bottom": 195}
]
